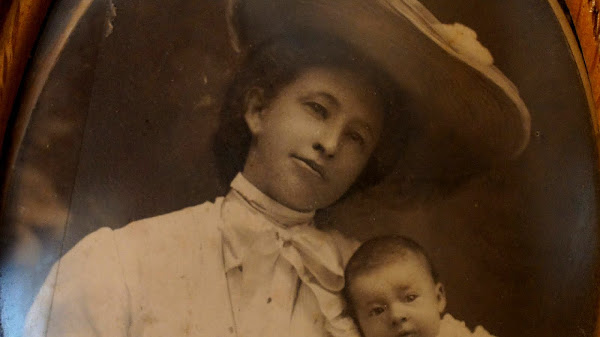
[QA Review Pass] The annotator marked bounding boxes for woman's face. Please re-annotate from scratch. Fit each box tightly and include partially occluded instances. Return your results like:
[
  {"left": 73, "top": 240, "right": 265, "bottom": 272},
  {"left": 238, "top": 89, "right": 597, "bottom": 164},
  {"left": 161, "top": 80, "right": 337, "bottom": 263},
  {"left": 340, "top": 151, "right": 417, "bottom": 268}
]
[{"left": 242, "top": 67, "right": 385, "bottom": 211}]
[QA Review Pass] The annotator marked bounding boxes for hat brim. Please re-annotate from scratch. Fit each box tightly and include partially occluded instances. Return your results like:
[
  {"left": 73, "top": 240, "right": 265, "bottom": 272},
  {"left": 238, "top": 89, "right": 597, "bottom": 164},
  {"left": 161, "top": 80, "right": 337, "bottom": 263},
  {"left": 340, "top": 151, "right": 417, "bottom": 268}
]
[{"left": 227, "top": 0, "right": 531, "bottom": 181}]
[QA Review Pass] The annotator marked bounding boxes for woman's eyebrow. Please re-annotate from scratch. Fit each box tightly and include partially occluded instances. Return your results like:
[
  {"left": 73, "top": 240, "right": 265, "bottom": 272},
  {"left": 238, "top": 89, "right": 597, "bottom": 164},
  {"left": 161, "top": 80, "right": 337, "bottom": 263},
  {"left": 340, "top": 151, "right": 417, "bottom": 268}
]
[{"left": 310, "top": 91, "right": 340, "bottom": 108}]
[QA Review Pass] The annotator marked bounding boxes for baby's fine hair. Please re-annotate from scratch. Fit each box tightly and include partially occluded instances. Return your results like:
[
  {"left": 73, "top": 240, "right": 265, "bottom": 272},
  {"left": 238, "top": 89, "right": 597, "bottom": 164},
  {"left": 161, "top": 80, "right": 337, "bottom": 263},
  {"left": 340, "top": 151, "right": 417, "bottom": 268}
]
[
  {"left": 213, "top": 32, "right": 409, "bottom": 192},
  {"left": 343, "top": 235, "right": 439, "bottom": 311}
]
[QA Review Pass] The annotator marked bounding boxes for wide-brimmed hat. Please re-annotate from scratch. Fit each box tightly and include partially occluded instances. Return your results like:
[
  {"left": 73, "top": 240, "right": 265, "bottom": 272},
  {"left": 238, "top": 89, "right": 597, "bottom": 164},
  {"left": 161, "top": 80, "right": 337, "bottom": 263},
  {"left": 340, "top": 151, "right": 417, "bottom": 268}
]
[{"left": 226, "top": 0, "right": 531, "bottom": 183}]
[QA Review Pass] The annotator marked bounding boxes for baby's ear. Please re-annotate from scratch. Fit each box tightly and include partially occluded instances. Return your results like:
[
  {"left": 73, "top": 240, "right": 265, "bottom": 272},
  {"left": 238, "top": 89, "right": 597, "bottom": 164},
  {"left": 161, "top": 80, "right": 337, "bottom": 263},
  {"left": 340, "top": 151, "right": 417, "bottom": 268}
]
[
  {"left": 435, "top": 282, "right": 447, "bottom": 313},
  {"left": 243, "top": 87, "right": 266, "bottom": 135}
]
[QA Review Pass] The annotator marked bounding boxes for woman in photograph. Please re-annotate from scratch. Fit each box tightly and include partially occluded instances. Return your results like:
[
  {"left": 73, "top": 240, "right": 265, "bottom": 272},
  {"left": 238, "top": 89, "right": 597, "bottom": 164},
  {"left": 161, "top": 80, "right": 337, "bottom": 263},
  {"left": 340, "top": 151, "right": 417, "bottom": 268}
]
[{"left": 23, "top": 0, "right": 530, "bottom": 337}]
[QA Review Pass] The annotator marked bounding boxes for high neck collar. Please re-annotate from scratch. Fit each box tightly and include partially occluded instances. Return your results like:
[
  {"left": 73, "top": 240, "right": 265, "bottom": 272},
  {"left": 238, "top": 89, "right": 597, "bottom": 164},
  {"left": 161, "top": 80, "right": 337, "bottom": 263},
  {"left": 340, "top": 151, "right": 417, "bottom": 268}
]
[{"left": 229, "top": 173, "right": 315, "bottom": 228}]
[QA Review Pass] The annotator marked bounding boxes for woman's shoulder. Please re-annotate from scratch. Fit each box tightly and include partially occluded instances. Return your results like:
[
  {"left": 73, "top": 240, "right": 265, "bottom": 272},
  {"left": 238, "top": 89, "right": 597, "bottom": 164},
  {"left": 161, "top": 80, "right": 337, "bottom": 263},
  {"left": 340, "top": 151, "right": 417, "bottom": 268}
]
[
  {"left": 115, "top": 198, "right": 224, "bottom": 238},
  {"left": 61, "top": 198, "right": 225, "bottom": 264},
  {"left": 60, "top": 226, "right": 118, "bottom": 262},
  {"left": 439, "top": 313, "right": 497, "bottom": 337}
]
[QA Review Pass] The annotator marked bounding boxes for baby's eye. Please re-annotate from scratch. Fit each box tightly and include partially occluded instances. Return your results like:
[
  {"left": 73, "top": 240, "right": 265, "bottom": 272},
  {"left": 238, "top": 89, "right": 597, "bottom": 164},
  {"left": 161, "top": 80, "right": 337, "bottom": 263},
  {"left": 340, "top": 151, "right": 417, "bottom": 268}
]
[
  {"left": 405, "top": 294, "right": 418, "bottom": 303},
  {"left": 304, "top": 102, "right": 328, "bottom": 119},
  {"left": 368, "top": 305, "right": 387, "bottom": 317}
]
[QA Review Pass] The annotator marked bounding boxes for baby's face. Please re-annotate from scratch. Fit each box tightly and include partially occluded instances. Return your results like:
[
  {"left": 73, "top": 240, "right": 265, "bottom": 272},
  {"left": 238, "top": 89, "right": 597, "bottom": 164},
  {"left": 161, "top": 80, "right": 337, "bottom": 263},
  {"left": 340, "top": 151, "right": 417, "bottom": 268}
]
[{"left": 348, "top": 254, "right": 446, "bottom": 337}]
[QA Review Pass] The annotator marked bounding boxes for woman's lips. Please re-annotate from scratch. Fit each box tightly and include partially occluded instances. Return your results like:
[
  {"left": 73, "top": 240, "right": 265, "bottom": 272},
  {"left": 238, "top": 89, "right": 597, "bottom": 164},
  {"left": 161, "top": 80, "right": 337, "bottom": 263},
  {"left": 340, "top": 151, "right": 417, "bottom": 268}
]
[{"left": 291, "top": 155, "right": 325, "bottom": 179}]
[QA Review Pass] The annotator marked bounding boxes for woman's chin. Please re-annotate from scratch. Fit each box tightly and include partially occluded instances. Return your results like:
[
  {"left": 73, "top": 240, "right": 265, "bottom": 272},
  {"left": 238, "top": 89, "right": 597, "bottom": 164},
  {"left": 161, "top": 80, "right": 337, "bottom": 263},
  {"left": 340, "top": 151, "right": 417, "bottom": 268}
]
[
  {"left": 277, "top": 194, "right": 323, "bottom": 212},
  {"left": 272, "top": 187, "right": 334, "bottom": 212},
  {"left": 246, "top": 171, "right": 341, "bottom": 211}
]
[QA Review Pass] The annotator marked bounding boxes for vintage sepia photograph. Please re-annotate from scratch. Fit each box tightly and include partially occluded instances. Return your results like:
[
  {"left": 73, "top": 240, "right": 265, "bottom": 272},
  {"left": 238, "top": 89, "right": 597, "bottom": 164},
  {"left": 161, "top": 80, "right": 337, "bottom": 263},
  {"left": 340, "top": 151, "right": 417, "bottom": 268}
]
[{"left": 0, "top": 0, "right": 598, "bottom": 336}]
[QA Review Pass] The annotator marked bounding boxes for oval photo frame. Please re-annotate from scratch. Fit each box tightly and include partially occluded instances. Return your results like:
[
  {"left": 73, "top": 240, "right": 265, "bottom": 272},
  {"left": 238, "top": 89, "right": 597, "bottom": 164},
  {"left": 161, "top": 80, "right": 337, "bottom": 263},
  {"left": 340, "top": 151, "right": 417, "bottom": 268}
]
[{"left": 0, "top": 1, "right": 598, "bottom": 337}]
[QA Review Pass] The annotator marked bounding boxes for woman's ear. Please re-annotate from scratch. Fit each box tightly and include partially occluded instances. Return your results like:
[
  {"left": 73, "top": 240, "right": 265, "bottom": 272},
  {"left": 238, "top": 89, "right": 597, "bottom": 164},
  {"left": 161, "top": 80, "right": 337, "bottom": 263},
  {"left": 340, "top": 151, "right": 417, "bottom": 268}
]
[
  {"left": 243, "top": 87, "right": 266, "bottom": 136},
  {"left": 435, "top": 282, "right": 447, "bottom": 313}
]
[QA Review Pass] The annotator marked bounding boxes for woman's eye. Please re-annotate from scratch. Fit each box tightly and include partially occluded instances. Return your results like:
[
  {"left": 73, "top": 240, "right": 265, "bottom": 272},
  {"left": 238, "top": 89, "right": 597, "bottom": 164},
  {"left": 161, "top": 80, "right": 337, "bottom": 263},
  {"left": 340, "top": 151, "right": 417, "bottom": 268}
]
[
  {"left": 368, "top": 306, "right": 386, "bottom": 317},
  {"left": 405, "top": 294, "right": 418, "bottom": 303},
  {"left": 348, "top": 131, "right": 365, "bottom": 145},
  {"left": 305, "top": 102, "right": 328, "bottom": 118}
]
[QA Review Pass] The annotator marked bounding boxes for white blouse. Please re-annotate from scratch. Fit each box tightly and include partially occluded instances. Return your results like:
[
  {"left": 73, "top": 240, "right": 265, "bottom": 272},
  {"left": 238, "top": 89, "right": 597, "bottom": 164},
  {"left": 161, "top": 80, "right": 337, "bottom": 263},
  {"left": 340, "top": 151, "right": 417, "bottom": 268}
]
[{"left": 24, "top": 173, "right": 360, "bottom": 337}]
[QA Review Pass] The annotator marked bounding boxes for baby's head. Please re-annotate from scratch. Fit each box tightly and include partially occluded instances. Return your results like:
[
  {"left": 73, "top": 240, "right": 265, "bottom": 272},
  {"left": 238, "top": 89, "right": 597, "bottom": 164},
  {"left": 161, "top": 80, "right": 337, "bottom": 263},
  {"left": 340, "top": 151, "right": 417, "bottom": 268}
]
[
  {"left": 214, "top": 33, "right": 408, "bottom": 211},
  {"left": 344, "top": 236, "right": 446, "bottom": 337}
]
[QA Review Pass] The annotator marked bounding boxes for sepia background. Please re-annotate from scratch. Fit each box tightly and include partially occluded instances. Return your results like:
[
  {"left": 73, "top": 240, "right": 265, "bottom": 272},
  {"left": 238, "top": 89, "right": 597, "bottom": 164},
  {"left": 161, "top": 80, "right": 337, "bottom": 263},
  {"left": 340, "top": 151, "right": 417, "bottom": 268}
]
[{"left": 0, "top": 0, "right": 598, "bottom": 337}]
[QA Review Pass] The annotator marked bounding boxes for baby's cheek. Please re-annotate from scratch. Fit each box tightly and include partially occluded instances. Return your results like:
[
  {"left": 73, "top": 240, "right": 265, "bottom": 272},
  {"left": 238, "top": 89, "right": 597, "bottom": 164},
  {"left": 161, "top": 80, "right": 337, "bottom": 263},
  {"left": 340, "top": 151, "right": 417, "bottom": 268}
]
[
  {"left": 425, "top": 317, "right": 442, "bottom": 337},
  {"left": 357, "top": 317, "right": 383, "bottom": 337}
]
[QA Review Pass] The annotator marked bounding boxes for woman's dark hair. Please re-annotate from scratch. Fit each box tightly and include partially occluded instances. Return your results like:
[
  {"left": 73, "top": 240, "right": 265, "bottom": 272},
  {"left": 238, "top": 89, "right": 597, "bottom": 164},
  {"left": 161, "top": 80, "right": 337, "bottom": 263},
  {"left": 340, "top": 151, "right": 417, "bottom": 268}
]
[{"left": 213, "top": 32, "right": 409, "bottom": 193}]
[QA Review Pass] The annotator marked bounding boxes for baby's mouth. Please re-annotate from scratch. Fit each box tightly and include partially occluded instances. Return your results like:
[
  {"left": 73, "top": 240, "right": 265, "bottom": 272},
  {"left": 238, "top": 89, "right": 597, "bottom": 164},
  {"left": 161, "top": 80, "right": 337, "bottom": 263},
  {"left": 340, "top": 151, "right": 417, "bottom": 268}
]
[
  {"left": 397, "top": 330, "right": 415, "bottom": 337},
  {"left": 291, "top": 155, "right": 325, "bottom": 179}
]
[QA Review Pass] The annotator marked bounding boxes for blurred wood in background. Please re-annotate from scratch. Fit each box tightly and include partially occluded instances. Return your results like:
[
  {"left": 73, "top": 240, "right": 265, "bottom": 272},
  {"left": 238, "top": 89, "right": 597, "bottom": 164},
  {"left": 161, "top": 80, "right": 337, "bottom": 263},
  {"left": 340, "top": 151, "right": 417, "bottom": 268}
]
[
  {"left": 566, "top": 1, "right": 600, "bottom": 140},
  {"left": 0, "top": 0, "right": 53, "bottom": 155}
]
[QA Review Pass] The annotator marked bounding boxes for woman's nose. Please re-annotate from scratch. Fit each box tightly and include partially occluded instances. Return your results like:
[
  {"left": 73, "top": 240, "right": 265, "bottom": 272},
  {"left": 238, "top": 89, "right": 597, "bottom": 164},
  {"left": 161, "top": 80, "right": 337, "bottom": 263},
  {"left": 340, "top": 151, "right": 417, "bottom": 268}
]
[{"left": 312, "top": 129, "right": 342, "bottom": 158}]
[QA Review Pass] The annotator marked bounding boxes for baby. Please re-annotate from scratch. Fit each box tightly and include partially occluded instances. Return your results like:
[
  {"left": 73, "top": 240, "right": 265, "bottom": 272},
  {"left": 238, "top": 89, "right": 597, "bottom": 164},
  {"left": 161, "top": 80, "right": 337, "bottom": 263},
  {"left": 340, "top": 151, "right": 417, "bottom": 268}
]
[{"left": 344, "top": 236, "right": 496, "bottom": 337}]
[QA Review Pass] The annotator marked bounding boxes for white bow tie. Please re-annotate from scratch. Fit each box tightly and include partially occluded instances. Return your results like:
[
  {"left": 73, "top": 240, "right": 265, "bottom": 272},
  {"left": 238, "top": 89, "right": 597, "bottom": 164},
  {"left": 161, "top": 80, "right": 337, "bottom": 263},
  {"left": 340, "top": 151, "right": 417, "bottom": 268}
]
[{"left": 220, "top": 183, "right": 358, "bottom": 337}]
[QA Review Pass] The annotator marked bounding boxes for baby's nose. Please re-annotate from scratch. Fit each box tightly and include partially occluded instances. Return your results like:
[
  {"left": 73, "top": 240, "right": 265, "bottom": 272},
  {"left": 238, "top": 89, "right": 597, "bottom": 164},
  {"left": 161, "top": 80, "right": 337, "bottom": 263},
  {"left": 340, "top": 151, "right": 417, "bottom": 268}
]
[{"left": 389, "top": 304, "right": 409, "bottom": 326}]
